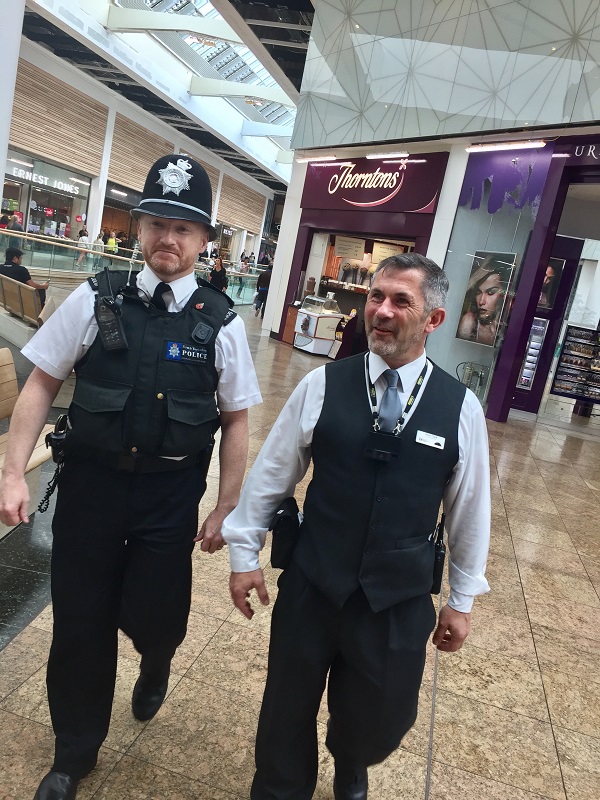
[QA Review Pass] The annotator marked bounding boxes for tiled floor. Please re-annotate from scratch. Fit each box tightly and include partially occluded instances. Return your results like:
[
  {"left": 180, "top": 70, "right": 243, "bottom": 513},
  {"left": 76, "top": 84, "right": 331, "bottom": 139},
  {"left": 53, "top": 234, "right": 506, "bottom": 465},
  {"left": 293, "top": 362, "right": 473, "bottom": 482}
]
[{"left": 0, "top": 306, "right": 599, "bottom": 799}]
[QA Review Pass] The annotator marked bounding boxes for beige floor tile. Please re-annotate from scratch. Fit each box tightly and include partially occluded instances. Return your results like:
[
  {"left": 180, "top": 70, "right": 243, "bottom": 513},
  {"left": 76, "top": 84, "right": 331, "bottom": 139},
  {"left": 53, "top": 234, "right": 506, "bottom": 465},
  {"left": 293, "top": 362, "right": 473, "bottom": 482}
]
[
  {"left": 190, "top": 568, "right": 236, "bottom": 621},
  {"left": 513, "top": 539, "right": 586, "bottom": 574},
  {"left": 542, "top": 668, "right": 600, "bottom": 738},
  {"left": 532, "top": 622, "right": 600, "bottom": 684},
  {"left": 128, "top": 677, "right": 258, "bottom": 796},
  {"left": 432, "top": 691, "right": 564, "bottom": 799},
  {"left": 468, "top": 605, "right": 537, "bottom": 661},
  {"left": 91, "top": 754, "right": 239, "bottom": 799},
  {"left": 475, "top": 579, "right": 528, "bottom": 619},
  {"left": 553, "top": 489, "right": 600, "bottom": 516},
  {"left": 428, "top": 760, "right": 563, "bottom": 800},
  {"left": 0, "top": 709, "right": 122, "bottom": 800},
  {"left": 314, "top": 740, "right": 428, "bottom": 800},
  {"left": 186, "top": 621, "right": 269, "bottom": 701},
  {"left": 554, "top": 727, "right": 600, "bottom": 800},
  {"left": 117, "top": 609, "right": 225, "bottom": 675},
  {"left": 485, "top": 551, "right": 521, "bottom": 586},
  {"left": 0, "top": 664, "right": 50, "bottom": 726},
  {"left": 436, "top": 643, "right": 548, "bottom": 720},
  {"left": 503, "top": 491, "right": 560, "bottom": 515},
  {"left": 0, "top": 626, "right": 51, "bottom": 702},
  {"left": 508, "top": 519, "right": 575, "bottom": 551},
  {"left": 525, "top": 594, "right": 600, "bottom": 639},
  {"left": 545, "top": 478, "right": 599, "bottom": 505},
  {"left": 518, "top": 562, "right": 600, "bottom": 606},
  {"left": 29, "top": 603, "right": 53, "bottom": 633},
  {"left": 506, "top": 507, "right": 566, "bottom": 533}
]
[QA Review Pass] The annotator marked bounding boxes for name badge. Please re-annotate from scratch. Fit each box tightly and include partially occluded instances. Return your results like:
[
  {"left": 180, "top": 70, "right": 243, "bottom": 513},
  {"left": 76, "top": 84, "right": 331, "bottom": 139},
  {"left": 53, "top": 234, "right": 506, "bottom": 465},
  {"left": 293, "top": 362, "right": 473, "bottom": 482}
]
[{"left": 416, "top": 430, "right": 445, "bottom": 450}]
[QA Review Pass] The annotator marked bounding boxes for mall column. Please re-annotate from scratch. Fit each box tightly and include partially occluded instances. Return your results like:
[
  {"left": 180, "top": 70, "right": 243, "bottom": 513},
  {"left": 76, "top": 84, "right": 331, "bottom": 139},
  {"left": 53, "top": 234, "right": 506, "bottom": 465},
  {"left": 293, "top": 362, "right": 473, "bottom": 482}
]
[{"left": 0, "top": 0, "right": 26, "bottom": 177}]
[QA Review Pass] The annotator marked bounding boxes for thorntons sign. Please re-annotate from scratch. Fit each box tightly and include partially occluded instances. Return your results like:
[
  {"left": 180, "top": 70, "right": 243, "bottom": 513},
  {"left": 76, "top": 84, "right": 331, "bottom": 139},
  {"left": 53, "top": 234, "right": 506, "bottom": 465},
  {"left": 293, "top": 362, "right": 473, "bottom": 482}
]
[{"left": 301, "top": 153, "right": 449, "bottom": 214}]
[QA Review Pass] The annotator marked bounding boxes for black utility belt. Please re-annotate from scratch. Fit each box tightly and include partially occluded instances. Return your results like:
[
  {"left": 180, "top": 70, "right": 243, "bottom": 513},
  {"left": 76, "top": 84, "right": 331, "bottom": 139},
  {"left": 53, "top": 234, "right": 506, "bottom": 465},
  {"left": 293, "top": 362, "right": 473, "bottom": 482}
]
[{"left": 79, "top": 449, "right": 211, "bottom": 474}]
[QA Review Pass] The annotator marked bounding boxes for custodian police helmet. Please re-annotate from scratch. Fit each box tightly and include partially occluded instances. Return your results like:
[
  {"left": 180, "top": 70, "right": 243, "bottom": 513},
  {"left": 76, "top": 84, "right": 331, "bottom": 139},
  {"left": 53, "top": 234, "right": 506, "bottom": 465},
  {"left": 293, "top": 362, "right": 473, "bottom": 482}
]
[{"left": 131, "top": 154, "right": 217, "bottom": 241}]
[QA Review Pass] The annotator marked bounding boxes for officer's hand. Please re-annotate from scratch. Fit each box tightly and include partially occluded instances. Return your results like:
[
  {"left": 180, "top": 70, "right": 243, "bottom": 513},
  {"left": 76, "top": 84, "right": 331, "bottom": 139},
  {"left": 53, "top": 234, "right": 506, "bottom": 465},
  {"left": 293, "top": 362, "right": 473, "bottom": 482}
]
[
  {"left": 229, "top": 569, "right": 270, "bottom": 619},
  {"left": 0, "top": 475, "right": 30, "bottom": 526},
  {"left": 194, "top": 508, "right": 226, "bottom": 553},
  {"left": 432, "top": 604, "right": 471, "bottom": 652}
]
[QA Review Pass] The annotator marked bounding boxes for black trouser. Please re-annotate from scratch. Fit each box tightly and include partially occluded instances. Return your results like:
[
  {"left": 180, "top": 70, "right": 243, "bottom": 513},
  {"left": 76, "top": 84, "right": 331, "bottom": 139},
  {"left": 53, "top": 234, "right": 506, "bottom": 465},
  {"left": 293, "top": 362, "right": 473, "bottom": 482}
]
[
  {"left": 47, "top": 456, "right": 206, "bottom": 778},
  {"left": 251, "top": 563, "right": 436, "bottom": 800}
]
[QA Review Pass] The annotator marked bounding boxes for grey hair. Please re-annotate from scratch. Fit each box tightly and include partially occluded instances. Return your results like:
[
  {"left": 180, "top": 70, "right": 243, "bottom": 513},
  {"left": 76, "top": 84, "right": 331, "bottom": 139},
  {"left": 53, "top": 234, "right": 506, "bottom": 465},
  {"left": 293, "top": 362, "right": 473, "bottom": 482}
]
[{"left": 373, "top": 253, "right": 449, "bottom": 312}]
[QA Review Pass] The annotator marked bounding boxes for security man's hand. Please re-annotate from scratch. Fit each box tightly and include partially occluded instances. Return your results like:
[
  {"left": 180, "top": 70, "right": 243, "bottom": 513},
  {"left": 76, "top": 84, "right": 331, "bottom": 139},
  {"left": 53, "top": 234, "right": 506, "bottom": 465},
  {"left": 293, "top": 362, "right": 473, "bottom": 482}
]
[
  {"left": 229, "top": 569, "right": 270, "bottom": 619},
  {"left": 194, "top": 508, "right": 227, "bottom": 553},
  {"left": 432, "top": 604, "right": 471, "bottom": 652},
  {"left": 0, "top": 474, "right": 30, "bottom": 526}
]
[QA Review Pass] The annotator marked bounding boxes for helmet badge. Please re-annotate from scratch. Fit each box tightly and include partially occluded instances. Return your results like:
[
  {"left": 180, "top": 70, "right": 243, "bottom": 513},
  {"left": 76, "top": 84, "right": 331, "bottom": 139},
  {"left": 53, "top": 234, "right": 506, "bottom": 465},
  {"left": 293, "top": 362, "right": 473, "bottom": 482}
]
[{"left": 157, "top": 159, "right": 193, "bottom": 196}]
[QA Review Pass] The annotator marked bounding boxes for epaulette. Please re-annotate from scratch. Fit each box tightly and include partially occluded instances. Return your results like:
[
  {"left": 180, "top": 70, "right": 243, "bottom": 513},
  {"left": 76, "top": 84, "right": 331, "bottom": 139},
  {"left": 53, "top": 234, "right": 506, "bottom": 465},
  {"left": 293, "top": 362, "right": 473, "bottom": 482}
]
[
  {"left": 87, "top": 275, "right": 99, "bottom": 292},
  {"left": 223, "top": 308, "right": 237, "bottom": 326}
]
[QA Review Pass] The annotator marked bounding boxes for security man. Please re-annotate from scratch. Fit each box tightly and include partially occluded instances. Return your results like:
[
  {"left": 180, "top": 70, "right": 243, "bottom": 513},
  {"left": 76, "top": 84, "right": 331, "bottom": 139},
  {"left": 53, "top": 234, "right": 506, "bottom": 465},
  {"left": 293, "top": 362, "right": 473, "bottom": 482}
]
[
  {"left": 0, "top": 155, "right": 261, "bottom": 800},
  {"left": 223, "top": 254, "right": 490, "bottom": 800}
]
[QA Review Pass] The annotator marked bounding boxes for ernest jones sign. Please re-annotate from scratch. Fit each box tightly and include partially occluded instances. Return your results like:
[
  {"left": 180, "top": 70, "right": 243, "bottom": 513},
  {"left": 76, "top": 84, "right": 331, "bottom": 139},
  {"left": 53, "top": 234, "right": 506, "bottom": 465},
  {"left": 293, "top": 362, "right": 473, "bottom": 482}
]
[{"left": 301, "top": 153, "right": 449, "bottom": 214}]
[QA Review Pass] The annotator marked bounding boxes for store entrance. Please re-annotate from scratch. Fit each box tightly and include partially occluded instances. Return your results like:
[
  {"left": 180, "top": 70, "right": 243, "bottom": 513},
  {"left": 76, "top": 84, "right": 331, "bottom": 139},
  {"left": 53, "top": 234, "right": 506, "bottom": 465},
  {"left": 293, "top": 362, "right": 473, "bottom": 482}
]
[
  {"left": 513, "top": 182, "right": 600, "bottom": 431},
  {"left": 512, "top": 235, "right": 583, "bottom": 413}
]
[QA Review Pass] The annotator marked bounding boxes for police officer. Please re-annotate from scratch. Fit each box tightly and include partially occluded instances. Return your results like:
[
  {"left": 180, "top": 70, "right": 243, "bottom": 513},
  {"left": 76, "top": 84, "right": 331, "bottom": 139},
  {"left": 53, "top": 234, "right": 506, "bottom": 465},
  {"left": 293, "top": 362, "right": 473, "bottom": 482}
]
[
  {"left": 0, "top": 155, "right": 262, "bottom": 800},
  {"left": 223, "top": 254, "right": 490, "bottom": 800}
]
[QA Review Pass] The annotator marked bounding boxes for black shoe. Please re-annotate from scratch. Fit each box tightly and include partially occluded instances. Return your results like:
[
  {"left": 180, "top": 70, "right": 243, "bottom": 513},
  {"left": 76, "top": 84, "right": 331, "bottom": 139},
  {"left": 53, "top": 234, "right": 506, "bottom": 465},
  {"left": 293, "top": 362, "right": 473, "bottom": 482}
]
[
  {"left": 33, "top": 771, "right": 78, "bottom": 800},
  {"left": 333, "top": 762, "right": 368, "bottom": 800},
  {"left": 131, "top": 669, "right": 169, "bottom": 721}
]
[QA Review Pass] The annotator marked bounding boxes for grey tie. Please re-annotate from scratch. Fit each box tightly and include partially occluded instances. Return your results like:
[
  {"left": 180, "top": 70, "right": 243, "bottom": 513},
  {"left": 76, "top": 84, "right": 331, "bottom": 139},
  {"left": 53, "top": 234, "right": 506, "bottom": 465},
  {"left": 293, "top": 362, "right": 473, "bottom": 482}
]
[{"left": 378, "top": 369, "right": 402, "bottom": 432}]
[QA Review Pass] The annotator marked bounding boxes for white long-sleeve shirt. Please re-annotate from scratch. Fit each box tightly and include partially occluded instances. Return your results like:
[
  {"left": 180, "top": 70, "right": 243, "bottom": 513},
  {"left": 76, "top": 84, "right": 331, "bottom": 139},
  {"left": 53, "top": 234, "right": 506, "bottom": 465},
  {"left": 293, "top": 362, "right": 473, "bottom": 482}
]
[{"left": 223, "top": 350, "right": 490, "bottom": 613}]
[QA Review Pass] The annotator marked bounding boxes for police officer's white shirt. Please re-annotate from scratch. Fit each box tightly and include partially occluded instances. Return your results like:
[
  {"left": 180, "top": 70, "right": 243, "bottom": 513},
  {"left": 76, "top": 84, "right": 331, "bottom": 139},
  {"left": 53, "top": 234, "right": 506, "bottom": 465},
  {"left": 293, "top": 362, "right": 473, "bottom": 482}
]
[
  {"left": 222, "top": 351, "right": 491, "bottom": 613},
  {"left": 22, "top": 266, "right": 262, "bottom": 413}
]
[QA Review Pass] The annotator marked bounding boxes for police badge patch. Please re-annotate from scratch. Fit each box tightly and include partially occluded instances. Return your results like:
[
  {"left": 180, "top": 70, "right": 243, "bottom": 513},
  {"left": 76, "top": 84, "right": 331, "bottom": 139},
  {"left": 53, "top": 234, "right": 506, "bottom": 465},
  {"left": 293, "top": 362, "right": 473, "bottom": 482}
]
[
  {"left": 157, "top": 159, "right": 193, "bottom": 196},
  {"left": 165, "top": 340, "right": 208, "bottom": 364}
]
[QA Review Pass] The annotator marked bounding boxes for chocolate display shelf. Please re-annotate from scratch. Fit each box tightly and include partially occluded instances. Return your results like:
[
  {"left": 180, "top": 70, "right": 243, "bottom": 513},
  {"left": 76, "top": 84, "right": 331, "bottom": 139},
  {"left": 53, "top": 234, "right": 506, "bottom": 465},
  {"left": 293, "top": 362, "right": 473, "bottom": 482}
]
[{"left": 550, "top": 324, "right": 600, "bottom": 403}]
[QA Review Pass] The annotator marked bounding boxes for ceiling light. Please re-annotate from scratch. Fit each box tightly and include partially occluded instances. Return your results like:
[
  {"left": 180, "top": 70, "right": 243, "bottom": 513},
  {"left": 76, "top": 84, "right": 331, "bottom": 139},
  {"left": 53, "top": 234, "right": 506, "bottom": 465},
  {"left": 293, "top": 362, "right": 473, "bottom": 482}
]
[
  {"left": 111, "top": 189, "right": 128, "bottom": 197},
  {"left": 245, "top": 97, "right": 265, "bottom": 107},
  {"left": 466, "top": 141, "right": 546, "bottom": 152},
  {"left": 382, "top": 159, "right": 427, "bottom": 164},
  {"left": 295, "top": 155, "right": 338, "bottom": 163},
  {"left": 551, "top": 153, "right": 570, "bottom": 158},
  {"left": 9, "top": 158, "right": 34, "bottom": 168},
  {"left": 366, "top": 152, "right": 409, "bottom": 159}
]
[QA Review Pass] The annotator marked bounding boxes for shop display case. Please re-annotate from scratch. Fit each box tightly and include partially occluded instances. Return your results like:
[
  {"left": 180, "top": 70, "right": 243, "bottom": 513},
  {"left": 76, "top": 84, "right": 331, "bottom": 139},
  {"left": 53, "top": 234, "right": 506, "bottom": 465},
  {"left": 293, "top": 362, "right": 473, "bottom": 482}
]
[
  {"left": 551, "top": 324, "right": 600, "bottom": 403},
  {"left": 294, "top": 294, "right": 344, "bottom": 356},
  {"left": 516, "top": 317, "right": 549, "bottom": 390}
]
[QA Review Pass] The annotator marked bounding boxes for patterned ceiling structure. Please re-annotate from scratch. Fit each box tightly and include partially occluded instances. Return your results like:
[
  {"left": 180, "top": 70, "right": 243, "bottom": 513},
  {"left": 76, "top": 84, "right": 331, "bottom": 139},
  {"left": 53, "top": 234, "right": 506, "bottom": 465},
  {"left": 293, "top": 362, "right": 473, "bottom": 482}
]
[{"left": 292, "top": 0, "right": 600, "bottom": 149}]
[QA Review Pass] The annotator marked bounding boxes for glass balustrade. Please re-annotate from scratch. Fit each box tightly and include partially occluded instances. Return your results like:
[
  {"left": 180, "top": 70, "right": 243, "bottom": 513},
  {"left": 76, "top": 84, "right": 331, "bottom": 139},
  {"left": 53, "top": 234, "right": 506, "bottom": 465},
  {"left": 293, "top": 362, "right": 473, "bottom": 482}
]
[{"left": 0, "top": 233, "right": 263, "bottom": 306}]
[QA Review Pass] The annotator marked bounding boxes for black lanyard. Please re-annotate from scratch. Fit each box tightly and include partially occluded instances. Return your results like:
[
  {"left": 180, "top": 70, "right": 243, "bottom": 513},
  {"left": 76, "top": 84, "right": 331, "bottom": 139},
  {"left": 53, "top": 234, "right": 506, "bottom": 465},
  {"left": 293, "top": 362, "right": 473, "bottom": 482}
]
[{"left": 365, "top": 354, "right": 429, "bottom": 435}]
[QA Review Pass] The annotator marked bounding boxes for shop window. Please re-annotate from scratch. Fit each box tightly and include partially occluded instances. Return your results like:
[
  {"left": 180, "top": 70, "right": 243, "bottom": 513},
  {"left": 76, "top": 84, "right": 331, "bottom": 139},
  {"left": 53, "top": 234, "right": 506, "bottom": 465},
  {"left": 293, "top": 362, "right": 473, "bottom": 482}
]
[{"left": 427, "top": 150, "right": 550, "bottom": 405}]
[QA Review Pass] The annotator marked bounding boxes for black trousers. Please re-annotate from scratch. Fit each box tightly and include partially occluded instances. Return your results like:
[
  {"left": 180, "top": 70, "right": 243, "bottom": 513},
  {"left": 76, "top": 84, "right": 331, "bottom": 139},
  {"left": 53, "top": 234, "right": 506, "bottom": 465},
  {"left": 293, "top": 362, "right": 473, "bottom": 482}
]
[
  {"left": 47, "top": 456, "right": 206, "bottom": 778},
  {"left": 251, "top": 563, "right": 436, "bottom": 800}
]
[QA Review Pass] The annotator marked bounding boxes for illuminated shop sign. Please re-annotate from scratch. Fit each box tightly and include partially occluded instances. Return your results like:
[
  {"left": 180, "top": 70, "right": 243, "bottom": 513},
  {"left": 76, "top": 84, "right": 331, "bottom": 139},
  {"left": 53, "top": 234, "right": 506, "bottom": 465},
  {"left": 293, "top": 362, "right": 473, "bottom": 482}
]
[
  {"left": 5, "top": 152, "right": 90, "bottom": 197},
  {"left": 301, "top": 153, "right": 448, "bottom": 214},
  {"left": 10, "top": 167, "right": 81, "bottom": 195}
]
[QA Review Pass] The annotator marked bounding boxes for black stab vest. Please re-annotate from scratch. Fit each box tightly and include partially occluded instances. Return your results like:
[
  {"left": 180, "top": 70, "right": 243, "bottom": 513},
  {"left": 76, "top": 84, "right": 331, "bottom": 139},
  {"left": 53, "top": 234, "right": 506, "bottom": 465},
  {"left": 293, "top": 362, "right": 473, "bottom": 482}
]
[
  {"left": 67, "top": 270, "right": 233, "bottom": 457},
  {"left": 293, "top": 353, "right": 466, "bottom": 612}
]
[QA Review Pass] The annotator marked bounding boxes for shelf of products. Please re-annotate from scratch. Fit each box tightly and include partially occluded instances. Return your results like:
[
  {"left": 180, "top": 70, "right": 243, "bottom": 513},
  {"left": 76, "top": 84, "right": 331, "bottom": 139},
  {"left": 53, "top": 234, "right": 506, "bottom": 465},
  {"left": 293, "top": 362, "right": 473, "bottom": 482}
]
[
  {"left": 550, "top": 324, "right": 600, "bottom": 403},
  {"left": 516, "top": 317, "right": 549, "bottom": 390}
]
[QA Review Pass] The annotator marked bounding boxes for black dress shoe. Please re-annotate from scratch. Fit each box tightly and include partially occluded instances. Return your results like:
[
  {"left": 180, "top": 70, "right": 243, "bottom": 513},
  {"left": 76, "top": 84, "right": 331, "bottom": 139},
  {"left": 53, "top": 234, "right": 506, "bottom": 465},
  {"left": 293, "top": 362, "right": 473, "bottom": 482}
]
[
  {"left": 333, "top": 762, "right": 368, "bottom": 800},
  {"left": 33, "top": 771, "right": 78, "bottom": 800},
  {"left": 131, "top": 670, "right": 169, "bottom": 721}
]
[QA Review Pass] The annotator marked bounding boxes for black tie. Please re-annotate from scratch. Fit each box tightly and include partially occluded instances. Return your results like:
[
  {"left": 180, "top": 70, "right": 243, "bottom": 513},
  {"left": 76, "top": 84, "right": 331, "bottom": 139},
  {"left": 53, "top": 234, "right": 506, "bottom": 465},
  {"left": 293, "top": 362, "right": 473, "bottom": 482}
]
[{"left": 152, "top": 282, "right": 170, "bottom": 311}]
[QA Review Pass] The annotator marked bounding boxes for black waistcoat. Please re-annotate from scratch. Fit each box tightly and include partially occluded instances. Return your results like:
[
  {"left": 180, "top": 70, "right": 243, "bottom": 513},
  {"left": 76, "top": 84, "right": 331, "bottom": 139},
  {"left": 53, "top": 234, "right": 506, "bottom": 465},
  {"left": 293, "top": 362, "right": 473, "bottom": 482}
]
[
  {"left": 293, "top": 353, "right": 466, "bottom": 612},
  {"left": 67, "top": 271, "right": 233, "bottom": 457}
]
